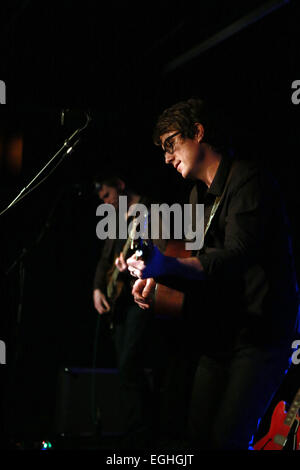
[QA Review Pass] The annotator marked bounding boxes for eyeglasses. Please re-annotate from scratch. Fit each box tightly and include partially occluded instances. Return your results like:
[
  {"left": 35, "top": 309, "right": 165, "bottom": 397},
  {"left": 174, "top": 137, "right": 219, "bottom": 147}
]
[{"left": 162, "top": 131, "right": 181, "bottom": 154}]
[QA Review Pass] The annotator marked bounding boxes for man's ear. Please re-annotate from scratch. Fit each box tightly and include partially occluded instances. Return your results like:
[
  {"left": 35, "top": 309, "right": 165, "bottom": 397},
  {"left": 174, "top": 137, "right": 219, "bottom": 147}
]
[{"left": 195, "top": 123, "right": 205, "bottom": 142}]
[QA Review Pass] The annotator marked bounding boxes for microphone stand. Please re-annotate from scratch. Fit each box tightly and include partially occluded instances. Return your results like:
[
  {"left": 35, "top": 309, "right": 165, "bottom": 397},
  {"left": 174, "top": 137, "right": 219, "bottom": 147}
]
[
  {"left": 0, "top": 111, "right": 91, "bottom": 217},
  {"left": 3, "top": 189, "right": 64, "bottom": 423},
  {"left": 1, "top": 112, "right": 91, "bottom": 443},
  {"left": 2, "top": 190, "right": 64, "bottom": 444}
]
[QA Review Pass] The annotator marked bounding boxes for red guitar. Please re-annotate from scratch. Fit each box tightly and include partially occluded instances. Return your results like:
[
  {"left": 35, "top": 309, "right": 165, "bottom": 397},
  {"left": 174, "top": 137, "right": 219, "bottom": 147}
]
[{"left": 254, "top": 388, "right": 300, "bottom": 450}]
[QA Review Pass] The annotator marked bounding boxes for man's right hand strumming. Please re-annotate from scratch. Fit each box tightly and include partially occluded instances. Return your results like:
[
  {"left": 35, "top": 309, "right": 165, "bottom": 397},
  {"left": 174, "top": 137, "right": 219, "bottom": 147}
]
[
  {"left": 114, "top": 252, "right": 128, "bottom": 272},
  {"left": 93, "top": 288, "right": 111, "bottom": 314},
  {"left": 131, "top": 278, "right": 156, "bottom": 310}
]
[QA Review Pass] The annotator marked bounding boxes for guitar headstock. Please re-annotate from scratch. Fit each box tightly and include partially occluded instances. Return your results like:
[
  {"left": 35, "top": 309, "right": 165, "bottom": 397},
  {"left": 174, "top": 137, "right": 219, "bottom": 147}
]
[{"left": 129, "top": 211, "right": 153, "bottom": 261}]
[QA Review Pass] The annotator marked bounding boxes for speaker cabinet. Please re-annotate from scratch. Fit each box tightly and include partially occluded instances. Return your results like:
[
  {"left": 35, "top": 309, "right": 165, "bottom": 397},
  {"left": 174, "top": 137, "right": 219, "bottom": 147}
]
[{"left": 55, "top": 367, "right": 124, "bottom": 437}]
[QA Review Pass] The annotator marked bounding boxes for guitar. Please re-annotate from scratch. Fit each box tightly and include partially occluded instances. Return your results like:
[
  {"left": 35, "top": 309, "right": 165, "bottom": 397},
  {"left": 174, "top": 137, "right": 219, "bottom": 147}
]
[
  {"left": 133, "top": 213, "right": 191, "bottom": 317},
  {"left": 105, "top": 218, "right": 139, "bottom": 322},
  {"left": 153, "top": 240, "right": 191, "bottom": 317},
  {"left": 253, "top": 388, "right": 300, "bottom": 450}
]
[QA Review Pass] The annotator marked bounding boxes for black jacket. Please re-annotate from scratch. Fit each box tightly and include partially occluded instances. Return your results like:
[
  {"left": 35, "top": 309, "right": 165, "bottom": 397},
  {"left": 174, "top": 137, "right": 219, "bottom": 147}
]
[{"left": 186, "top": 155, "right": 300, "bottom": 350}]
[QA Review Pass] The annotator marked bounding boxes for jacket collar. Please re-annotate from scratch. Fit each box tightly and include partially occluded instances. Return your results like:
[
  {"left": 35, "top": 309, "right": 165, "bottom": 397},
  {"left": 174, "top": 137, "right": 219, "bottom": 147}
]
[{"left": 206, "top": 153, "right": 233, "bottom": 197}]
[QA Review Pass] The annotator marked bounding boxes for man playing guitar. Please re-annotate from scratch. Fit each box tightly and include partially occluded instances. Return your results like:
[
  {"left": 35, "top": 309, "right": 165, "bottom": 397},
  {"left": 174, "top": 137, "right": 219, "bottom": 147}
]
[
  {"left": 126, "top": 98, "right": 300, "bottom": 450},
  {"left": 93, "top": 176, "right": 159, "bottom": 449}
]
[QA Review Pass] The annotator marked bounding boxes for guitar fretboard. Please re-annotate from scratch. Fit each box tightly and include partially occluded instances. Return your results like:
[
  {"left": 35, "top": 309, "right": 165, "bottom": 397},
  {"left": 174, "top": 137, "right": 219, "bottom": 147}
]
[
  {"left": 284, "top": 388, "right": 300, "bottom": 427},
  {"left": 108, "top": 218, "right": 138, "bottom": 288}
]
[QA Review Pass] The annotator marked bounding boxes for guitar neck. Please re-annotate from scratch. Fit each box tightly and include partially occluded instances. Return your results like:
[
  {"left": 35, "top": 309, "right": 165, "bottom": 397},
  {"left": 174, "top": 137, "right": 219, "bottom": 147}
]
[
  {"left": 284, "top": 388, "right": 300, "bottom": 427},
  {"left": 109, "top": 228, "right": 135, "bottom": 285}
]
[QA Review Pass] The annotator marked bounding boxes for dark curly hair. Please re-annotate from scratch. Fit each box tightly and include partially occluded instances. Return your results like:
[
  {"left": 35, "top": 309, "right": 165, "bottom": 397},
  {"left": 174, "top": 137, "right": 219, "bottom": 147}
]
[{"left": 153, "top": 98, "right": 227, "bottom": 151}]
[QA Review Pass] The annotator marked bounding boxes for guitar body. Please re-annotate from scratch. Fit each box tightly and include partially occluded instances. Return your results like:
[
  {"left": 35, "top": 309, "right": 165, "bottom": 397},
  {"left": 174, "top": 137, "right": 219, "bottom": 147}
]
[
  {"left": 296, "top": 420, "right": 300, "bottom": 450},
  {"left": 254, "top": 401, "right": 296, "bottom": 450},
  {"left": 104, "top": 219, "right": 139, "bottom": 322},
  {"left": 153, "top": 240, "right": 191, "bottom": 317},
  {"left": 106, "top": 261, "right": 124, "bottom": 307}
]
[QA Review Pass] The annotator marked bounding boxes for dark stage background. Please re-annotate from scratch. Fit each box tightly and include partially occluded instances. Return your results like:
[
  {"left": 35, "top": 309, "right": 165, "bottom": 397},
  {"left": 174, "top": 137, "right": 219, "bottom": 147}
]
[{"left": 0, "top": 0, "right": 300, "bottom": 446}]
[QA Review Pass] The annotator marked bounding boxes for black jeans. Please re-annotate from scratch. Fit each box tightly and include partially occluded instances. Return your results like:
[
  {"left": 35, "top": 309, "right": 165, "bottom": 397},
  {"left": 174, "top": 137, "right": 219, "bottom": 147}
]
[
  {"left": 187, "top": 343, "right": 292, "bottom": 450},
  {"left": 113, "top": 301, "right": 154, "bottom": 447}
]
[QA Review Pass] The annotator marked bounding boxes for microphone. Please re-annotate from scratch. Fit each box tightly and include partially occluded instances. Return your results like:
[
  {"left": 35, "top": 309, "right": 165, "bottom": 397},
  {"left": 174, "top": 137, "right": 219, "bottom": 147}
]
[
  {"left": 59, "top": 109, "right": 91, "bottom": 147},
  {"left": 60, "top": 109, "right": 91, "bottom": 126}
]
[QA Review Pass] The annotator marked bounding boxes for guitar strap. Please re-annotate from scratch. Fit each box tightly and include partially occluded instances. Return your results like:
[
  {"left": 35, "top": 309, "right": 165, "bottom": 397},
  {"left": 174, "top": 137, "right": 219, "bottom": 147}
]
[{"left": 201, "top": 159, "right": 236, "bottom": 247}]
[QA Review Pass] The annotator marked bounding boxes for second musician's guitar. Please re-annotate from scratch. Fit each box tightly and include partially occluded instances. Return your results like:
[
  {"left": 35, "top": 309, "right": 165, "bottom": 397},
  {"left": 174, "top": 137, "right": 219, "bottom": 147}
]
[{"left": 105, "top": 218, "right": 138, "bottom": 323}]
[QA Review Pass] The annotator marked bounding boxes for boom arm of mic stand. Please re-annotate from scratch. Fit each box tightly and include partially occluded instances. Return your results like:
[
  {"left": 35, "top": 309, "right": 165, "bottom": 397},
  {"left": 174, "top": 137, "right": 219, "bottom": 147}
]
[
  {"left": 0, "top": 125, "right": 85, "bottom": 217},
  {"left": 12, "top": 138, "right": 81, "bottom": 208},
  {"left": 4, "top": 138, "right": 81, "bottom": 275}
]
